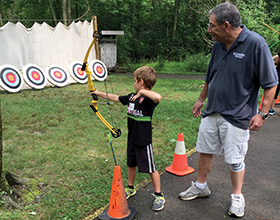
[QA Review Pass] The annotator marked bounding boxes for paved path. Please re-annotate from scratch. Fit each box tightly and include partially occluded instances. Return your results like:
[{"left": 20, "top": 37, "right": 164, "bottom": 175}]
[{"left": 125, "top": 105, "right": 280, "bottom": 220}]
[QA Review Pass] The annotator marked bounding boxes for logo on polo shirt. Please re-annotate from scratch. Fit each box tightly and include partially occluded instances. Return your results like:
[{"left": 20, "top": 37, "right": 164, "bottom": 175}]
[{"left": 233, "top": 52, "right": 245, "bottom": 59}]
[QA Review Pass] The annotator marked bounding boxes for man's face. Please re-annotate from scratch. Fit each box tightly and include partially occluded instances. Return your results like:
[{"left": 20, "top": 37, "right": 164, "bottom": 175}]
[{"left": 207, "top": 14, "right": 225, "bottom": 42}]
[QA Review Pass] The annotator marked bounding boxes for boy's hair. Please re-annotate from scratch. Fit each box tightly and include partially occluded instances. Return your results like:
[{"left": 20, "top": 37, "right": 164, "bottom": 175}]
[{"left": 133, "top": 66, "right": 157, "bottom": 90}]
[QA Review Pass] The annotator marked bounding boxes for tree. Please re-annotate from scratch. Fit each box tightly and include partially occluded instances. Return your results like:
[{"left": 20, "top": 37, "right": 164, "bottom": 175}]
[
  {"left": 49, "top": 0, "right": 58, "bottom": 26},
  {"left": 62, "top": 0, "right": 71, "bottom": 26},
  {"left": 0, "top": 0, "right": 3, "bottom": 26},
  {"left": 172, "top": 0, "right": 179, "bottom": 39}
]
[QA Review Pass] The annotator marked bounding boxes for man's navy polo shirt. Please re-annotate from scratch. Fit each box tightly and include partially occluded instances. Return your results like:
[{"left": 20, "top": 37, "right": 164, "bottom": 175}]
[{"left": 203, "top": 25, "right": 278, "bottom": 130}]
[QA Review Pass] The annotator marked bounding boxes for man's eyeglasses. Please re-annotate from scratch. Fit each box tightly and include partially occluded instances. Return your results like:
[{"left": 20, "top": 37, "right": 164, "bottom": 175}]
[{"left": 208, "top": 23, "right": 218, "bottom": 30}]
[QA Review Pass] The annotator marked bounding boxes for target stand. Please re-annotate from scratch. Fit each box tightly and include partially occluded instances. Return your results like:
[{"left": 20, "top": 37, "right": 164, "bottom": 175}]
[
  {"left": 45, "top": 65, "right": 69, "bottom": 87},
  {"left": 22, "top": 64, "right": 47, "bottom": 90},
  {"left": 0, "top": 64, "right": 24, "bottom": 93}
]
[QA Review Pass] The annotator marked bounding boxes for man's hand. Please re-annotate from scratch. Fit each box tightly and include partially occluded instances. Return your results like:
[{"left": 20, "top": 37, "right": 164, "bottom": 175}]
[
  {"left": 248, "top": 114, "right": 264, "bottom": 130},
  {"left": 192, "top": 101, "right": 204, "bottom": 117}
]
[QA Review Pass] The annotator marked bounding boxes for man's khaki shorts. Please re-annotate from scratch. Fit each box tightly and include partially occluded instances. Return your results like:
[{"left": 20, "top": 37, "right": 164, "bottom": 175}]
[{"left": 196, "top": 113, "right": 249, "bottom": 164}]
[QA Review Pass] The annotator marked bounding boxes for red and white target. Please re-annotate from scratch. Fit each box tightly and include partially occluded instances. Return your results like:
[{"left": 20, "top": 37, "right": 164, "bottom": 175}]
[
  {"left": 22, "top": 64, "right": 47, "bottom": 89},
  {"left": 0, "top": 64, "right": 23, "bottom": 93},
  {"left": 89, "top": 60, "right": 108, "bottom": 81},
  {"left": 69, "top": 61, "right": 87, "bottom": 84},
  {"left": 45, "top": 65, "right": 68, "bottom": 87}
]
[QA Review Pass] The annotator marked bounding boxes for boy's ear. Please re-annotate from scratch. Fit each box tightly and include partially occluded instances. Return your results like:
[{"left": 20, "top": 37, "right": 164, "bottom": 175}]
[{"left": 139, "top": 79, "right": 145, "bottom": 86}]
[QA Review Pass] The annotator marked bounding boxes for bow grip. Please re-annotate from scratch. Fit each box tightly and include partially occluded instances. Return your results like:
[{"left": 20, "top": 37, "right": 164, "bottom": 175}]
[
  {"left": 81, "top": 62, "right": 87, "bottom": 71},
  {"left": 91, "top": 92, "right": 98, "bottom": 101}
]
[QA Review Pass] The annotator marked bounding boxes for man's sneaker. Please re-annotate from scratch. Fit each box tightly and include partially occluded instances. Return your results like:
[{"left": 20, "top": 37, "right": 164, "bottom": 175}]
[
  {"left": 152, "top": 193, "right": 165, "bottom": 211},
  {"left": 125, "top": 187, "right": 136, "bottom": 199},
  {"left": 269, "top": 109, "right": 275, "bottom": 115},
  {"left": 179, "top": 181, "right": 211, "bottom": 200},
  {"left": 228, "top": 194, "right": 245, "bottom": 218}
]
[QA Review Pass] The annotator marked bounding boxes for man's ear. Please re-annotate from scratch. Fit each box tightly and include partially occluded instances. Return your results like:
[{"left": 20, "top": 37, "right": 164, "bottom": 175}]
[{"left": 224, "top": 21, "right": 230, "bottom": 31}]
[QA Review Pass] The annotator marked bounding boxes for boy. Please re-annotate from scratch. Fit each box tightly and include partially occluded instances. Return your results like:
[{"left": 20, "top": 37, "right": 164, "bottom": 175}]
[{"left": 91, "top": 66, "right": 165, "bottom": 211}]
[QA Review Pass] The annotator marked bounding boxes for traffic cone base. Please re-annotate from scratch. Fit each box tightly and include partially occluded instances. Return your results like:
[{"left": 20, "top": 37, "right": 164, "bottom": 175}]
[
  {"left": 166, "top": 133, "right": 195, "bottom": 176},
  {"left": 166, "top": 154, "right": 195, "bottom": 176},
  {"left": 99, "top": 165, "right": 137, "bottom": 220},
  {"left": 99, "top": 206, "right": 137, "bottom": 220}
]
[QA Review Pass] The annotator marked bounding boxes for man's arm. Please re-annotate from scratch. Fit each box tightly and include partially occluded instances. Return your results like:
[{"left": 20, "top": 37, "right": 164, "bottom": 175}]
[
  {"left": 248, "top": 85, "right": 277, "bottom": 130},
  {"left": 192, "top": 82, "right": 208, "bottom": 117}
]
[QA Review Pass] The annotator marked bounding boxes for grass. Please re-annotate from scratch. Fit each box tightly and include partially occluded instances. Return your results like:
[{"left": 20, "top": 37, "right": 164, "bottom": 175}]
[
  {"left": 0, "top": 75, "right": 205, "bottom": 219},
  {"left": 122, "top": 54, "right": 211, "bottom": 74}
]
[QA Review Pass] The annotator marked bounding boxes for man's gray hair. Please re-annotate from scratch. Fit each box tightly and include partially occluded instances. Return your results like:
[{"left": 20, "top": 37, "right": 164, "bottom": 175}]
[{"left": 209, "top": 2, "right": 241, "bottom": 29}]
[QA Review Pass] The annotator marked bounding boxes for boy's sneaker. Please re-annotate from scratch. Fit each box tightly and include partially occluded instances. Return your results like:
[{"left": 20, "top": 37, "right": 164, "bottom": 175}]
[
  {"left": 228, "top": 194, "right": 245, "bottom": 218},
  {"left": 152, "top": 193, "right": 165, "bottom": 211},
  {"left": 179, "top": 181, "right": 211, "bottom": 200},
  {"left": 269, "top": 109, "right": 275, "bottom": 115},
  {"left": 125, "top": 187, "right": 136, "bottom": 199}
]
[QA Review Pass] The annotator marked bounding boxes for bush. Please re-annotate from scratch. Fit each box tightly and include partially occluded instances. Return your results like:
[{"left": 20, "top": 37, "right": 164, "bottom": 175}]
[{"left": 121, "top": 53, "right": 211, "bottom": 74}]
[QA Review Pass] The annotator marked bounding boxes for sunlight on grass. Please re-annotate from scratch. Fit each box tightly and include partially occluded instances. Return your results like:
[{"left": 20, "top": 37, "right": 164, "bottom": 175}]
[{"left": 0, "top": 75, "right": 205, "bottom": 219}]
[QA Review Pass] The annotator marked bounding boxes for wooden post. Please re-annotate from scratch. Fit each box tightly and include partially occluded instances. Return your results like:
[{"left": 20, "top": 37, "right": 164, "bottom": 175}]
[{"left": 92, "top": 16, "right": 100, "bottom": 60}]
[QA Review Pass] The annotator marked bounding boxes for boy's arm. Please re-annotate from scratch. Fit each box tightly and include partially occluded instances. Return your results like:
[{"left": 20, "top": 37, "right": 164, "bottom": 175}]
[
  {"left": 91, "top": 90, "right": 120, "bottom": 102},
  {"left": 131, "top": 89, "right": 161, "bottom": 103}
]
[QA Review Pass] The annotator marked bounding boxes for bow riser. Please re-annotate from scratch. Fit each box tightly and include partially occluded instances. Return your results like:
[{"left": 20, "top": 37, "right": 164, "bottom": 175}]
[{"left": 82, "top": 32, "right": 121, "bottom": 138}]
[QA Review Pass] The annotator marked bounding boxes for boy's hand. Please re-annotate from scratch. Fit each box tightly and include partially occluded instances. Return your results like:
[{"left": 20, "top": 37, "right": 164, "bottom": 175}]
[
  {"left": 90, "top": 90, "right": 98, "bottom": 95},
  {"left": 131, "top": 92, "right": 141, "bottom": 102},
  {"left": 90, "top": 90, "right": 99, "bottom": 100}
]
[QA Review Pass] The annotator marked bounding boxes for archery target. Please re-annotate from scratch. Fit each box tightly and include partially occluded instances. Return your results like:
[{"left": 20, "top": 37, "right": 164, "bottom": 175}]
[
  {"left": 69, "top": 61, "right": 87, "bottom": 84},
  {"left": 22, "top": 64, "right": 47, "bottom": 89},
  {"left": 0, "top": 64, "right": 23, "bottom": 93},
  {"left": 89, "top": 60, "right": 108, "bottom": 81},
  {"left": 45, "top": 65, "right": 68, "bottom": 87}
]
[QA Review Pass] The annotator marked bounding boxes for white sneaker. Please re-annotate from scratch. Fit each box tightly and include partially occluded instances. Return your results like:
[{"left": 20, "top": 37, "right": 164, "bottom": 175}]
[
  {"left": 179, "top": 181, "right": 211, "bottom": 200},
  {"left": 228, "top": 194, "right": 245, "bottom": 217}
]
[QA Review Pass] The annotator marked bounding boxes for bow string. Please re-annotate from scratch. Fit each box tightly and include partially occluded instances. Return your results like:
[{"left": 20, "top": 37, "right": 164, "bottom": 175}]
[{"left": 82, "top": 31, "right": 121, "bottom": 138}]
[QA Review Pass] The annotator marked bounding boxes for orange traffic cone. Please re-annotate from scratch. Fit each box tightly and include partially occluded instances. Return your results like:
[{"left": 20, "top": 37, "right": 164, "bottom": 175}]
[
  {"left": 99, "top": 165, "right": 137, "bottom": 220},
  {"left": 166, "top": 133, "right": 195, "bottom": 176},
  {"left": 275, "top": 95, "right": 279, "bottom": 104},
  {"left": 259, "top": 93, "right": 265, "bottom": 109}
]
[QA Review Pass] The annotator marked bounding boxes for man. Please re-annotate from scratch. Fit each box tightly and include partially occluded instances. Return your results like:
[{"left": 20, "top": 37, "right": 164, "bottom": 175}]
[
  {"left": 179, "top": 2, "right": 278, "bottom": 218},
  {"left": 269, "top": 52, "right": 280, "bottom": 115}
]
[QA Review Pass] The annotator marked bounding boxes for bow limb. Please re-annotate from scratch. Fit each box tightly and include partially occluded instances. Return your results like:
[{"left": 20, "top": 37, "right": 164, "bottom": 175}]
[{"left": 82, "top": 34, "right": 121, "bottom": 138}]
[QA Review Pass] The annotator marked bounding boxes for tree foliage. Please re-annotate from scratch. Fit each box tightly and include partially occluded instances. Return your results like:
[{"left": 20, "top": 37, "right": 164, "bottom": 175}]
[{"left": 0, "top": 0, "right": 280, "bottom": 63}]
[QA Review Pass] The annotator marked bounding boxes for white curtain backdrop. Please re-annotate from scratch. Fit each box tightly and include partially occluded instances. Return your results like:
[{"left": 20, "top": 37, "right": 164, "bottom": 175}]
[{"left": 0, "top": 20, "right": 96, "bottom": 90}]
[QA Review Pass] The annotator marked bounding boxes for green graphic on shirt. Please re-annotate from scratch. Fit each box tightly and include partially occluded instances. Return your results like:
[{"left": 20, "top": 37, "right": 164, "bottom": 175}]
[{"left": 128, "top": 114, "right": 151, "bottom": 121}]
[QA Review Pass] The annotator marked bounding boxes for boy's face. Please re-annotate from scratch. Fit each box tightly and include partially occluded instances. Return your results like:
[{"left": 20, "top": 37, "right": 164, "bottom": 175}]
[{"left": 133, "top": 77, "right": 143, "bottom": 93}]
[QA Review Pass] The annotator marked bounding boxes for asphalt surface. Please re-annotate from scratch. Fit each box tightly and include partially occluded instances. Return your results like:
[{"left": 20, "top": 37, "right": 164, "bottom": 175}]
[{"left": 89, "top": 73, "right": 279, "bottom": 220}]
